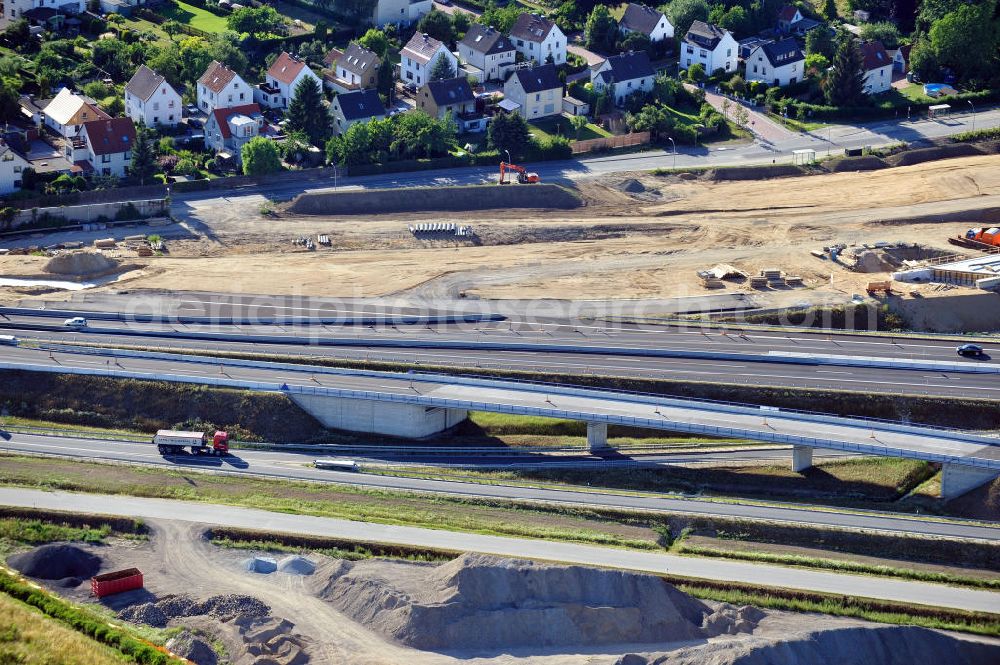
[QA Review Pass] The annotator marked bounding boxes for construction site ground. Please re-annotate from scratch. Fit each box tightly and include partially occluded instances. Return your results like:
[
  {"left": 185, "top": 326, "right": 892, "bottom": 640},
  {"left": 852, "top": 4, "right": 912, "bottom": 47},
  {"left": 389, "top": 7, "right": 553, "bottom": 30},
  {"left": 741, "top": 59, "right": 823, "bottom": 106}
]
[{"left": 2, "top": 155, "right": 999, "bottom": 331}]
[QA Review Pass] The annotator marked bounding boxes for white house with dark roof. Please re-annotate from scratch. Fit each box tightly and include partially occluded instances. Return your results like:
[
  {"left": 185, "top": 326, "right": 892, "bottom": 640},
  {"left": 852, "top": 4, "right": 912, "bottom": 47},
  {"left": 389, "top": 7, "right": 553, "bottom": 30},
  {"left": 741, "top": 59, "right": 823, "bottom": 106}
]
[
  {"left": 7, "top": 0, "right": 84, "bottom": 22},
  {"left": 124, "top": 65, "right": 181, "bottom": 128},
  {"left": 331, "top": 89, "right": 386, "bottom": 136},
  {"left": 618, "top": 3, "right": 673, "bottom": 42},
  {"left": 860, "top": 40, "right": 892, "bottom": 95},
  {"left": 591, "top": 51, "right": 655, "bottom": 107},
  {"left": 459, "top": 24, "right": 516, "bottom": 82},
  {"left": 681, "top": 20, "right": 737, "bottom": 75},
  {"left": 509, "top": 13, "right": 565, "bottom": 66},
  {"left": 400, "top": 32, "right": 457, "bottom": 87},
  {"left": 745, "top": 38, "right": 804, "bottom": 87},
  {"left": 0, "top": 140, "right": 31, "bottom": 194},
  {"left": 63, "top": 117, "right": 136, "bottom": 178},
  {"left": 502, "top": 63, "right": 562, "bottom": 120},
  {"left": 197, "top": 61, "right": 252, "bottom": 115},
  {"left": 256, "top": 52, "right": 322, "bottom": 110},
  {"left": 42, "top": 88, "right": 110, "bottom": 139},
  {"left": 204, "top": 103, "right": 266, "bottom": 162},
  {"left": 325, "top": 43, "right": 381, "bottom": 94}
]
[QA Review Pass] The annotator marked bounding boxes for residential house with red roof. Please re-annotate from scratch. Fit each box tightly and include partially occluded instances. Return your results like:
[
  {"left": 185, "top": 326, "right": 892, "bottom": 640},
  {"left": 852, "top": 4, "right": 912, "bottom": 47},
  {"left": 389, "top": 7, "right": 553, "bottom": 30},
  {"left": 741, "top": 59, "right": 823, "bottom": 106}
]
[
  {"left": 204, "top": 103, "right": 267, "bottom": 163},
  {"left": 197, "top": 61, "right": 252, "bottom": 115},
  {"left": 255, "top": 52, "right": 322, "bottom": 110},
  {"left": 860, "top": 40, "right": 892, "bottom": 95},
  {"left": 63, "top": 118, "right": 136, "bottom": 178}
]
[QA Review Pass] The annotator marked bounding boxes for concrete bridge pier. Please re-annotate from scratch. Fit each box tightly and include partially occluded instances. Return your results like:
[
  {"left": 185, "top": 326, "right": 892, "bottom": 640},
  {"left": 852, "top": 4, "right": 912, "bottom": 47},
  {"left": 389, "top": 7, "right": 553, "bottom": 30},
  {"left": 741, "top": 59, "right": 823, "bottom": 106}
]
[
  {"left": 289, "top": 393, "right": 467, "bottom": 438},
  {"left": 587, "top": 422, "right": 610, "bottom": 452},
  {"left": 792, "top": 445, "right": 814, "bottom": 472},
  {"left": 940, "top": 463, "right": 1000, "bottom": 500}
]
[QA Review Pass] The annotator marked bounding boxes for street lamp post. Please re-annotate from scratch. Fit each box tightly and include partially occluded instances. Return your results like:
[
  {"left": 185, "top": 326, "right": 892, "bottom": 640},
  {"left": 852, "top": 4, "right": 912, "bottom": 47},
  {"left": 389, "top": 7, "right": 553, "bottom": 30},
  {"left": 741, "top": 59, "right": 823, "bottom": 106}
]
[
  {"left": 668, "top": 137, "right": 676, "bottom": 169},
  {"left": 968, "top": 101, "right": 976, "bottom": 131}
]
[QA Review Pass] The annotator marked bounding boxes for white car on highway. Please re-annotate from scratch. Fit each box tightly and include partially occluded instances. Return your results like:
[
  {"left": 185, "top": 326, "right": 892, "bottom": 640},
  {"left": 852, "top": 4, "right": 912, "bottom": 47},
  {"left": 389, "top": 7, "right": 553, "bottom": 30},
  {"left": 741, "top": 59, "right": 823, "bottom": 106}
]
[{"left": 63, "top": 317, "right": 88, "bottom": 329}]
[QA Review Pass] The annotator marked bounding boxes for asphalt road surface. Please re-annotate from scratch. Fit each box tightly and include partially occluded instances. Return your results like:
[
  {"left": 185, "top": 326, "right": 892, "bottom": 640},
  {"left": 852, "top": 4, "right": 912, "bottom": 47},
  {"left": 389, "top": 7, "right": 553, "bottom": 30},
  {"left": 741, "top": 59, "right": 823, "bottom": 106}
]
[
  {"left": 1, "top": 487, "right": 997, "bottom": 613},
  {"left": 0, "top": 430, "right": 997, "bottom": 543},
  {"left": 1, "top": 309, "right": 997, "bottom": 398},
  {"left": 1, "top": 344, "right": 997, "bottom": 467}
]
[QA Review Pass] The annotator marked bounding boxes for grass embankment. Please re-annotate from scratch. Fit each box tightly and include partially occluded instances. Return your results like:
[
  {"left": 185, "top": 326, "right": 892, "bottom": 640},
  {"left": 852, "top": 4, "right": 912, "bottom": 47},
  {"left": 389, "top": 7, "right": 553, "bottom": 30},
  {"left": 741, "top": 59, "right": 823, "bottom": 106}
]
[
  {"left": 208, "top": 527, "right": 451, "bottom": 563},
  {"left": 158, "top": 0, "right": 229, "bottom": 32},
  {"left": 374, "top": 457, "right": 938, "bottom": 506},
  {"left": 0, "top": 509, "right": 172, "bottom": 664}
]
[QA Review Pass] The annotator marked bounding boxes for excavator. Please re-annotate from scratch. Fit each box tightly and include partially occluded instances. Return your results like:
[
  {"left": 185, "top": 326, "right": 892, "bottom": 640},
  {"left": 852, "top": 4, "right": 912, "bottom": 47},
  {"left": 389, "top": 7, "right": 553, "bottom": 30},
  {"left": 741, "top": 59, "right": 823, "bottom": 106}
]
[{"left": 499, "top": 161, "right": 540, "bottom": 184}]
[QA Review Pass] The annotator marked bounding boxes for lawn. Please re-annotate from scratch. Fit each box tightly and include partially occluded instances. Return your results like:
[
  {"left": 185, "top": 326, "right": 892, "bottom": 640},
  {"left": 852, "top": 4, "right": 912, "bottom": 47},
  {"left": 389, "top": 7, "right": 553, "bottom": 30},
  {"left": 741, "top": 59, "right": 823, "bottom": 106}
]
[
  {"left": 0, "top": 593, "right": 126, "bottom": 665},
  {"left": 529, "top": 115, "right": 611, "bottom": 142},
  {"left": 157, "top": 0, "right": 229, "bottom": 33}
]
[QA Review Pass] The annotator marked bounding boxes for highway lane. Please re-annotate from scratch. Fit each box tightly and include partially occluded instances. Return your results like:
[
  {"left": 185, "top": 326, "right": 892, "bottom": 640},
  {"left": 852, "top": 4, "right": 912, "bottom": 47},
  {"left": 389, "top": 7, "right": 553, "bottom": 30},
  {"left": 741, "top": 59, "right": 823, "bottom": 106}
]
[
  {"left": 1, "top": 344, "right": 997, "bottom": 469},
  {"left": 1, "top": 487, "right": 997, "bottom": 612},
  {"left": 0, "top": 431, "right": 996, "bottom": 543}
]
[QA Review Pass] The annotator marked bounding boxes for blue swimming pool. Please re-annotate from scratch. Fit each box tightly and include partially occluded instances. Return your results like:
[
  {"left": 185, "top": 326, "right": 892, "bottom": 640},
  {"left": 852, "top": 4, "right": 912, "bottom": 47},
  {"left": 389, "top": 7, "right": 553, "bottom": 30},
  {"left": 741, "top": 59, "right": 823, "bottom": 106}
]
[{"left": 924, "top": 83, "right": 947, "bottom": 96}]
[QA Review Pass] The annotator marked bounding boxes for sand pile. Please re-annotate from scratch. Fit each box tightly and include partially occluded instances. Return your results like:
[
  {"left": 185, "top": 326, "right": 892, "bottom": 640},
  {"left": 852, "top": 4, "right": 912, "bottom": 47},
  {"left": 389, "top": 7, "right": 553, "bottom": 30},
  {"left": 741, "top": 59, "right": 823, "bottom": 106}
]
[
  {"left": 278, "top": 555, "right": 316, "bottom": 575},
  {"left": 7, "top": 544, "right": 101, "bottom": 587},
  {"left": 44, "top": 251, "right": 118, "bottom": 276},
  {"left": 312, "top": 553, "right": 760, "bottom": 651},
  {"left": 852, "top": 250, "right": 897, "bottom": 273},
  {"left": 166, "top": 630, "right": 217, "bottom": 665},
  {"left": 619, "top": 616, "right": 1000, "bottom": 664}
]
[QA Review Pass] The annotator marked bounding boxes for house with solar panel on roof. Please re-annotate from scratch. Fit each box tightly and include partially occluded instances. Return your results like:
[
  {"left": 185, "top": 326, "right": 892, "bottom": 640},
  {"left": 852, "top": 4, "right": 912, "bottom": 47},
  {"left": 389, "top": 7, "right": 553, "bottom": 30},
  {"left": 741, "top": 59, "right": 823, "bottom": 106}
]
[
  {"left": 124, "top": 65, "right": 181, "bottom": 128},
  {"left": 745, "top": 38, "right": 804, "bottom": 87},
  {"left": 331, "top": 89, "right": 387, "bottom": 136}
]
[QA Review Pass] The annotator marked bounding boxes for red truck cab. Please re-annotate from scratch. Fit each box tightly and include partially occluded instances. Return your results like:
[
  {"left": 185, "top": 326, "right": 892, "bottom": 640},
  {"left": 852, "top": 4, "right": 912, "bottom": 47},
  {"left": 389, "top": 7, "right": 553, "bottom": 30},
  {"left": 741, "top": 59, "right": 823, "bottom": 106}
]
[{"left": 212, "top": 430, "right": 230, "bottom": 454}]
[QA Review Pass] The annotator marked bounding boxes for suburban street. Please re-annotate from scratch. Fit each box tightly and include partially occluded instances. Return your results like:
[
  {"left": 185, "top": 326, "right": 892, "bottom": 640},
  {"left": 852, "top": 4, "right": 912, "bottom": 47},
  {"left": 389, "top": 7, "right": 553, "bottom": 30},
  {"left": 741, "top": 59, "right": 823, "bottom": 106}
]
[
  {"left": 1, "top": 488, "right": 996, "bottom": 612},
  {"left": 170, "top": 107, "right": 1000, "bottom": 209}
]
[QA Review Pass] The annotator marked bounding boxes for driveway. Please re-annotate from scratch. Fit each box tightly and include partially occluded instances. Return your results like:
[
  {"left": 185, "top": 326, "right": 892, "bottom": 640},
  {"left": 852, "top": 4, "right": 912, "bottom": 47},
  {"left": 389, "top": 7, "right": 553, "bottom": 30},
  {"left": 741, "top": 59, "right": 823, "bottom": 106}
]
[{"left": 701, "top": 86, "right": 798, "bottom": 145}]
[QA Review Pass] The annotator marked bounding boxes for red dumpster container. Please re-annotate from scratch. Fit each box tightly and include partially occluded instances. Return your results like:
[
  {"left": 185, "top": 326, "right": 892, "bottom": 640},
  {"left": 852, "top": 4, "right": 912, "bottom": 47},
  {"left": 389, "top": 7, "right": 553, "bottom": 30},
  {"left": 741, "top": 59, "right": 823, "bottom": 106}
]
[{"left": 91, "top": 568, "right": 143, "bottom": 598}]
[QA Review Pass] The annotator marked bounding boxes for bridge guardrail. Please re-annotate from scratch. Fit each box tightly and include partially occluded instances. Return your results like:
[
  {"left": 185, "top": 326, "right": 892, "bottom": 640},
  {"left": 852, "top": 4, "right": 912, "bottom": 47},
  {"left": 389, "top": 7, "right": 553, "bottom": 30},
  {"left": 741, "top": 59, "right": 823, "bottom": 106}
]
[{"left": 1, "top": 359, "right": 997, "bottom": 470}]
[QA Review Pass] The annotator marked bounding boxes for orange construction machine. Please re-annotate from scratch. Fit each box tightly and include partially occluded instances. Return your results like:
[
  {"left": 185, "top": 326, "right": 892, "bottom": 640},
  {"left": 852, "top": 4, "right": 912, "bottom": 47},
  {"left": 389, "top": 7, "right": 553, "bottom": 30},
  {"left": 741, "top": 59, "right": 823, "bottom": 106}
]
[
  {"left": 965, "top": 227, "right": 1000, "bottom": 247},
  {"left": 499, "top": 161, "right": 540, "bottom": 184}
]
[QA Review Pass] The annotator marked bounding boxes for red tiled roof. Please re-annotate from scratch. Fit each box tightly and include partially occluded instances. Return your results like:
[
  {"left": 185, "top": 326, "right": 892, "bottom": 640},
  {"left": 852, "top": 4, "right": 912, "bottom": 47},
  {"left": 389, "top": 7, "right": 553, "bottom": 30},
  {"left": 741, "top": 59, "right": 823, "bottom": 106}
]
[
  {"left": 777, "top": 5, "right": 798, "bottom": 22},
  {"left": 199, "top": 61, "right": 239, "bottom": 94},
  {"left": 860, "top": 40, "right": 890, "bottom": 72},
  {"left": 82, "top": 118, "right": 136, "bottom": 156},
  {"left": 267, "top": 52, "right": 307, "bottom": 85},
  {"left": 211, "top": 103, "right": 261, "bottom": 139}
]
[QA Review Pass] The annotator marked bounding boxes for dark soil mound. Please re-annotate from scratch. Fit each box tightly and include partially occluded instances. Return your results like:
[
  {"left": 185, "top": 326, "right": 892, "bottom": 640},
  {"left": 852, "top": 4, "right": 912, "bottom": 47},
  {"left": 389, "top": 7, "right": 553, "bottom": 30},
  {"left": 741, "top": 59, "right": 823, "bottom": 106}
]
[
  {"left": 885, "top": 144, "right": 982, "bottom": 167},
  {"left": 705, "top": 165, "right": 806, "bottom": 181},
  {"left": 824, "top": 156, "right": 887, "bottom": 172},
  {"left": 620, "top": 178, "right": 646, "bottom": 193},
  {"left": 8, "top": 544, "right": 100, "bottom": 585}
]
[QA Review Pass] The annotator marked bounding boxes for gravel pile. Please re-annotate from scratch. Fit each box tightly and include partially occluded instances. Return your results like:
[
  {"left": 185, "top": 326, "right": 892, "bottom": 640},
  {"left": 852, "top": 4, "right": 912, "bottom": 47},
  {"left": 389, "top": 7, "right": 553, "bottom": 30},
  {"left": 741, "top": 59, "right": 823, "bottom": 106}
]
[
  {"left": 119, "top": 594, "right": 270, "bottom": 627},
  {"left": 43, "top": 251, "right": 118, "bottom": 276},
  {"left": 277, "top": 556, "right": 316, "bottom": 576},
  {"left": 166, "top": 630, "right": 218, "bottom": 665},
  {"left": 7, "top": 544, "right": 101, "bottom": 587}
]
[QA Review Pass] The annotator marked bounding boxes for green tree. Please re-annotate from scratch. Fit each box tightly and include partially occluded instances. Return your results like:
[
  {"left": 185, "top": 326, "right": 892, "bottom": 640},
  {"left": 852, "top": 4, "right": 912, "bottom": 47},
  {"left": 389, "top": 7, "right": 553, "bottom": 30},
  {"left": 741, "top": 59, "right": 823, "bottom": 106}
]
[
  {"left": 822, "top": 0, "right": 837, "bottom": 20},
  {"left": 825, "top": 31, "right": 866, "bottom": 107},
  {"left": 478, "top": 1, "right": 523, "bottom": 33},
  {"left": 209, "top": 33, "right": 249, "bottom": 75},
  {"left": 418, "top": 10, "right": 454, "bottom": 43},
  {"left": 227, "top": 6, "right": 284, "bottom": 37},
  {"left": 619, "top": 31, "right": 651, "bottom": 54},
  {"left": 569, "top": 114, "right": 588, "bottom": 139},
  {"left": 377, "top": 56, "right": 394, "bottom": 101},
  {"left": 286, "top": 77, "right": 331, "bottom": 146},
  {"left": 92, "top": 38, "right": 131, "bottom": 81},
  {"left": 859, "top": 21, "right": 901, "bottom": 49},
  {"left": 625, "top": 104, "right": 674, "bottom": 138},
  {"left": 452, "top": 11, "right": 470, "bottom": 36},
  {"left": 805, "top": 27, "right": 834, "bottom": 59},
  {"left": 358, "top": 28, "right": 389, "bottom": 56},
  {"left": 686, "top": 62, "right": 705, "bottom": 82},
  {"left": 487, "top": 111, "right": 531, "bottom": 159},
  {"left": 391, "top": 111, "right": 455, "bottom": 158},
  {"left": 429, "top": 53, "right": 456, "bottom": 81},
  {"left": 805, "top": 53, "right": 830, "bottom": 73},
  {"left": 718, "top": 5, "right": 749, "bottom": 34},
  {"left": 129, "top": 124, "right": 157, "bottom": 185},
  {"left": 663, "top": 0, "right": 709, "bottom": 40},
  {"left": 907, "top": 35, "right": 937, "bottom": 82},
  {"left": 241, "top": 137, "right": 282, "bottom": 175},
  {"left": 927, "top": 0, "right": 999, "bottom": 84},
  {"left": 162, "top": 20, "right": 183, "bottom": 41},
  {"left": 584, "top": 4, "right": 617, "bottom": 52},
  {"left": 146, "top": 42, "right": 181, "bottom": 88}
]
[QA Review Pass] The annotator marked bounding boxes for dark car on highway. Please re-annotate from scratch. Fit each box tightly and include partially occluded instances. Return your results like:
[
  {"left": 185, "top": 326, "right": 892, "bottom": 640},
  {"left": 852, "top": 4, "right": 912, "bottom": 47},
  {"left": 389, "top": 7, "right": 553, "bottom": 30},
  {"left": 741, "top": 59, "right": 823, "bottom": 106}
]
[{"left": 956, "top": 343, "right": 985, "bottom": 358}]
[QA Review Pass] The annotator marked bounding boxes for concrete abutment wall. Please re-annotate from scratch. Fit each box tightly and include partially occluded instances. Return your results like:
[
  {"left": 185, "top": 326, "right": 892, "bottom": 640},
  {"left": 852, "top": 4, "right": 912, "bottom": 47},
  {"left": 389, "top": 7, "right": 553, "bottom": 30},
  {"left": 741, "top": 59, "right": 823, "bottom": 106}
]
[
  {"left": 940, "top": 463, "right": 1000, "bottom": 500},
  {"left": 289, "top": 393, "right": 468, "bottom": 438}
]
